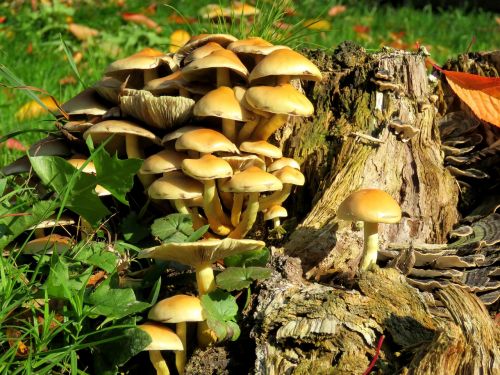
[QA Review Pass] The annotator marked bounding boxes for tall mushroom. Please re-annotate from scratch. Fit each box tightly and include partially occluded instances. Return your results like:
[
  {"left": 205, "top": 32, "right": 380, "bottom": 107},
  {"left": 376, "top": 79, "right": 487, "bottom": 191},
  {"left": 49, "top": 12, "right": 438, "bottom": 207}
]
[
  {"left": 337, "top": 188, "right": 402, "bottom": 271},
  {"left": 259, "top": 166, "right": 305, "bottom": 211}
]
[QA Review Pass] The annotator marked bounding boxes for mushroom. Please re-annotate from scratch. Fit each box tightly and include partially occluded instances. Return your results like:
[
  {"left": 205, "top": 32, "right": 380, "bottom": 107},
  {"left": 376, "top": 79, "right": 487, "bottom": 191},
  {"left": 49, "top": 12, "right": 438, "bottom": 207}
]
[
  {"left": 181, "top": 154, "right": 233, "bottom": 236},
  {"left": 22, "top": 234, "right": 73, "bottom": 254},
  {"left": 62, "top": 88, "right": 109, "bottom": 118},
  {"left": 148, "top": 295, "right": 204, "bottom": 375},
  {"left": 138, "top": 322, "right": 183, "bottom": 375},
  {"left": 239, "top": 140, "right": 283, "bottom": 165},
  {"left": 144, "top": 70, "right": 212, "bottom": 98},
  {"left": 67, "top": 157, "right": 112, "bottom": 197},
  {"left": 337, "top": 189, "right": 402, "bottom": 271},
  {"left": 259, "top": 166, "right": 305, "bottom": 211},
  {"left": 227, "top": 37, "right": 290, "bottom": 69},
  {"left": 138, "top": 238, "right": 266, "bottom": 295},
  {"left": 219, "top": 167, "right": 282, "bottom": 239},
  {"left": 174, "top": 33, "right": 238, "bottom": 67},
  {"left": 140, "top": 149, "right": 187, "bottom": 175},
  {"left": 266, "top": 157, "right": 301, "bottom": 172},
  {"left": 264, "top": 205, "right": 288, "bottom": 230},
  {"left": 244, "top": 84, "right": 314, "bottom": 141}
]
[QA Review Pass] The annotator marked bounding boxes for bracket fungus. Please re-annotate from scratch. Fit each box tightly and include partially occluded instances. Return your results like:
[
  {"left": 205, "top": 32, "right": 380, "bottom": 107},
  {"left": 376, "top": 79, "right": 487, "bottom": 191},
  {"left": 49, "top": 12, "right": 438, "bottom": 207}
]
[{"left": 337, "top": 188, "right": 402, "bottom": 271}]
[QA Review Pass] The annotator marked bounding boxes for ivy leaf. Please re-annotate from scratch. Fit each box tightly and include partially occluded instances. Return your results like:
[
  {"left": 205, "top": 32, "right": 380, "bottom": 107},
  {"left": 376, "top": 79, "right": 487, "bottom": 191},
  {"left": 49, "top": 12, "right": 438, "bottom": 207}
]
[
  {"left": 42, "top": 254, "right": 92, "bottom": 300},
  {"left": 224, "top": 247, "right": 270, "bottom": 267},
  {"left": 85, "top": 274, "right": 150, "bottom": 319},
  {"left": 29, "top": 156, "right": 109, "bottom": 227},
  {"left": 87, "top": 138, "right": 143, "bottom": 205},
  {"left": 201, "top": 290, "right": 240, "bottom": 341},
  {"left": 0, "top": 200, "right": 57, "bottom": 249},
  {"left": 120, "top": 212, "right": 150, "bottom": 243},
  {"left": 73, "top": 241, "right": 118, "bottom": 273},
  {"left": 216, "top": 267, "right": 272, "bottom": 292},
  {"left": 93, "top": 323, "right": 152, "bottom": 375},
  {"left": 151, "top": 213, "right": 195, "bottom": 243}
]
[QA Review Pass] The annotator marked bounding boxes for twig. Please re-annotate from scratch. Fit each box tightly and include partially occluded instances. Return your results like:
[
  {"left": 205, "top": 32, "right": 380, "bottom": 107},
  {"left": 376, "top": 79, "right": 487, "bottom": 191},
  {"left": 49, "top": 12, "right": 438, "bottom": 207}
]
[{"left": 362, "top": 334, "right": 385, "bottom": 375}]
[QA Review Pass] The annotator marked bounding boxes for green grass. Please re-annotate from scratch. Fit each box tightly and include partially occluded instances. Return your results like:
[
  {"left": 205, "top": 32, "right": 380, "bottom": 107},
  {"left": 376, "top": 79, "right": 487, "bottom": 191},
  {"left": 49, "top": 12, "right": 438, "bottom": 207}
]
[{"left": 0, "top": 0, "right": 498, "bottom": 167}]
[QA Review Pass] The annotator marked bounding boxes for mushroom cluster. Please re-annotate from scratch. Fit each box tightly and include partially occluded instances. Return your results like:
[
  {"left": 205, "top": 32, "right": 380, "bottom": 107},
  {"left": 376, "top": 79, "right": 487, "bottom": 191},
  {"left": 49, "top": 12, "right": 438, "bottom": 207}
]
[{"left": 47, "top": 33, "right": 319, "bottom": 240}]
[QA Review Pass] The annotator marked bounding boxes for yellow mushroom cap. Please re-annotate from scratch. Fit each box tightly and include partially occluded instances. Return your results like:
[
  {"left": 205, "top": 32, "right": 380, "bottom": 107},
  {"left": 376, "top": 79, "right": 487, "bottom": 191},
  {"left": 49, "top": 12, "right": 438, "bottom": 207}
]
[
  {"left": 184, "top": 42, "right": 224, "bottom": 65},
  {"left": 267, "top": 157, "right": 301, "bottom": 172},
  {"left": 182, "top": 49, "right": 249, "bottom": 82},
  {"left": 175, "top": 33, "right": 238, "bottom": 65},
  {"left": 138, "top": 323, "right": 184, "bottom": 351},
  {"left": 249, "top": 49, "right": 322, "bottom": 84},
  {"left": 148, "top": 171, "right": 203, "bottom": 200},
  {"left": 337, "top": 189, "right": 402, "bottom": 224},
  {"left": 175, "top": 128, "right": 239, "bottom": 154},
  {"left": 23, "top": 234, "right": 73, "bottom": 254},
  {"left": 83, "top": 120, "right": 161, "bottom": 144},
  {"left": 220, "top": 166, "right": 282, "bottom": 193},
  {"left": 182, "top": 154, "right": 233, "bottom": 180},
  {"left": 144, "top": 71, "right": 212, "bottom": 96},
  {"left": 194, "top": 86, "right": 255, "bottom": 122},
  {"left": 148, "top": 295, "right": 204, "bottom": 323},
  {"left": 244, "top": 84, "right": 314, "bottom": 116},
  {"left": 140, "top": 149, "right": 187, "bottom": 174},
  {"left": 264, "top": 205, "right": 288, "bottom": 221},
  {"left": 105, "top": 48, "right": 165, "bottom": 75},
  {"left": 239, "top": 140, "right": 283, "bottom": 159},
  {"left": 272, "top": 166, "right": 305, "bottom": 186}
]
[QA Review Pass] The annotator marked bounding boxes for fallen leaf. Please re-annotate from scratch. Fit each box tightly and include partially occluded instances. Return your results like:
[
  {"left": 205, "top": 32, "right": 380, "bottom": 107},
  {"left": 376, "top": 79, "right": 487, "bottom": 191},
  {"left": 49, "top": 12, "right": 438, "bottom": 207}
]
[
  {"left": 496, "top": 17, "right": 500, "bottom": 26},
  {"left": 198, "top": 4, "right": 225, "bottom": 19},
  {"left": 283, "top": 7, "right": 296, "bottom": 16},
  {"left": 328, "top": 5, "right": 346, "bottom": 17},
  {"left": 26, "top": 42, "right": 33, "bottom": 54},
  {"left": 6, "top": 327, "right": 29, "bottom": 357},
  {"left": 436, "top": 67, "right": 500, "bottom": 127},
  {"left": 0, "top": 16, "right": 6, "bottom": 23},
  {"left": 87, "top": 270, "right": 107, "bottom": 286},
  {"left": 122, "top": 12, "right": 161, "bottom": 32},
  {"left": 3, "top": 138, "right": 27, "bottom": 151},
  {"left": 353, "top": 24, "right": 370, "bottom": 34},
  {"left": 68, "top": 23, "right": 99, "bottom": 41},
  {"left": 15, "top": 96, "right": 60, "bottom": 121},
  {"left": 59, "top": 76, "right": 77, "bottom": 85},
  {"left": 143, "top": 3, "right": 157, "bottom": 15},
  {"left": 389, "top": 31, "right": 405, "bottom": 40},
  {"left": 167, "top": 13, "right": 197, "bottom": 24},
  {"left": 169, "top": 29, "right": 190, "bottom": 53},
  {"left": 73, "top": 51, "right": 83, "bottom": 64},
  {"left": 274, "top": 21, "right": 292, "bottom": 30},
  {"left": 304, "top": 19, "right": 331, "bottom": 31}
]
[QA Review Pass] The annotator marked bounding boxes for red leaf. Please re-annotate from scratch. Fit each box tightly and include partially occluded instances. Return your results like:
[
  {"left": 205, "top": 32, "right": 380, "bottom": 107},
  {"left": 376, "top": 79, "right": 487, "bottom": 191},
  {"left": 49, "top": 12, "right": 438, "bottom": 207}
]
[
  {"left": 5, "top": 138, "right": 27, "bottom": 151},
  {"left": 436, "top": 66, "right": 500, "bottom": 127},
  {"left": 122, "top": 12, "right": 161, "bottom": 32},
  {"left": 353, "top": 24, "right": 370, "bottom": 34},
  {"left": 328, "top": 5, "right": 347, "bottom": 17},
  {"left": 0, "top": 16, "right": 6, "bottom": 24}
]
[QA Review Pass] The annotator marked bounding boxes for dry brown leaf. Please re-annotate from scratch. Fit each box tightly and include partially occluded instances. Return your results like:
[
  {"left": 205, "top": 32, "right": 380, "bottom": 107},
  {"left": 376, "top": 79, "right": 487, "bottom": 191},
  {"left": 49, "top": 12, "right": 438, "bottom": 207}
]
[
  {"left": 59, "top": 76, "right": 77, "bottom": 85},
  {"left": 439, "top": 68, "right": 500, "bottom": 127},
  {"left": 122, "top": 12, "right": 161, "bottom": 32},
  {"left": 328, "top": 5, "right": 346, "bottom": 17},
  {"left": 68, "top": 23, "right": 99, "bottom": 41},
  {"left": 15, "top": 96, "right": 60, "bottom": 121},
  {"left": 167, "top": 13, "right": 197, "bottom": 24},
  {"left": 169, "top": 29, "right": 190, "bottom": 53},
  {"left": 6, "top": 327, "right": 29, "bottom": 357}
]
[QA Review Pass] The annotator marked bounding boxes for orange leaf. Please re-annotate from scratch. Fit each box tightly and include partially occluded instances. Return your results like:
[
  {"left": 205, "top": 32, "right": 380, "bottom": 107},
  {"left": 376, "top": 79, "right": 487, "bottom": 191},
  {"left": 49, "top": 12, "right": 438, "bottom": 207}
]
[
  {"left": 0, "top": 16, "right": 6, "bottom": 23},
  {"left": 304, "top": 19, "right": 331, "bottom": 31},
  {"left": 59, "top": 75, "right": 77, "bottom": 85},
  {"left": 68, "top": 23, "right": 99, "bottom": 41},
  {"left": 328, "top": 5, "right": 346, "bottom": 17},
  {"left": 3, "top": 138, "right": 27, "bottom": 151},
  {"left": 169, "top": 29, "right": 190, "bottom": 53},
  {"left": 15, "top": 96, "right": 60, "bottom": 121},
  {"left": 439, "top": 68, "right": 500, "bottom": 127},
  {"left": 353, "top": 24, "right": 370, "bottom": 34},
  {"left": 122, "top": 12, "right": 161, "bottom": 32},
  {"left": 167, "top": 13, "right": 197, "bottom": 24}
]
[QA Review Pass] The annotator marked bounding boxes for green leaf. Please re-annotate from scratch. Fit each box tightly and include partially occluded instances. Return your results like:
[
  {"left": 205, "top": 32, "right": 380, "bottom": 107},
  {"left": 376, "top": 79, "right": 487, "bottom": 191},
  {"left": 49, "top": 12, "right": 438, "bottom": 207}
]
[
  {"left": 201, "top": 290, "right": 240, "bottom": 341},
  {"left": 86, "top": 274, "right": 150, "bottom": 319},
  {"left": 186, "top": 224, "right": 209, "bottom": 242},
  {"left": 29, "top": 156, "right": 110, "bottom": 227},
  {"left": 87, "top": 138, "right": 142, "bottom": 206},
  {"left": 93, "top": 324, "right": 152, "bottom": 375},
  {"left": 0, "top": 200, "right": 57, "bottom": 249},
  {"left": 73, "top": 242, "right": 118, "bottom": 274},
  {"left": 151, "top": 213, "right": 195, "bottom": 243},
  {"left": 216, "top": 267, "right": 272, "bottom": 292},
  {"left": 120, "top": 212, "right": 150, "bottom": 243},
  {"left": 42, "top": 254, "right": 91, "bottom": 300},
  {"left": 224, "top": 247, "right": 270, "bottom": 267}
]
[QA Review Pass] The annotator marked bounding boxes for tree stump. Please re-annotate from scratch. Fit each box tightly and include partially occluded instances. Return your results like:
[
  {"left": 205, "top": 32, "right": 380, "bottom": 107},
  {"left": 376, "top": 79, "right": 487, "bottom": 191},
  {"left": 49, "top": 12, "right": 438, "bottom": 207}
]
[{"left": 274, "top": 43, "right": 459, "bottom": 278}]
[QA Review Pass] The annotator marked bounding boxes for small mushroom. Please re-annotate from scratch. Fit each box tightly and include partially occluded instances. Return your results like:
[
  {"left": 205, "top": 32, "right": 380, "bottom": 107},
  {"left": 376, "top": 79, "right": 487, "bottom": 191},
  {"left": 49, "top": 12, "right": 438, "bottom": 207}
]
[
  {"left": 337, "top": 189, "right": 402, "bottom": 271},
  {"left": 259, "top": 166, "right": 305, "bottom": 211}
]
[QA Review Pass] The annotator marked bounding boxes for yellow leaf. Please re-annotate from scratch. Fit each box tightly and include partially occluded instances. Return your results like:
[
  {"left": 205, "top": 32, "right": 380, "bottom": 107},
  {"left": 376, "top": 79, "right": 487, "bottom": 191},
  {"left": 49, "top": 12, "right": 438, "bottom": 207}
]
[
  {"left": 15, "top": 97, "right": 59, "bottom": 121},
  {"left": 303, "top": 19, "right": 331, "bottom": 31},
  {"left": 169, "top": 29, "right": 190, "bottom": 53}
]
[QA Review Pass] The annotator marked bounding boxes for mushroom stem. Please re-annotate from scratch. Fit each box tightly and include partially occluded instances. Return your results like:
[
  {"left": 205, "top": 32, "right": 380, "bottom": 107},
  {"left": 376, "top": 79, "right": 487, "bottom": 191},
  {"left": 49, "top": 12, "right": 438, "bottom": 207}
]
[
  {"left": 148, "top": 350, "right": 170, "bottom": 375},
  {"left": 228, "top": 192, "right": 259, "bottom": 239},
  {"left": 179, "top": 87, "right": 190, "bottom": 98},
  {"left": 276, "top": 75, "right": 291, "bottom": 85},
  {"left": 175, "top": 322, "right": 187, "bottom": 375},
  {"left": 216, "top": 68, "right": 230, "bottom": 87},
  {"left": 174, "top": 200, "right": 189, "bottom": 214},
  {"left": 231, "top": 193, "right": 244, "bottom": 227},
  {"left": 195, "top": 262, "right": 216, "bottom": 295},
  {"left": 238, "top": 118, "right": 260, "bottom": 143},
  {"left": 250, "top": 113, "right": 288, "bottom": 141},
  {"left": 197, "top": 320, "right": 217, "bottom": 349},
  {"left": 360, "top": 222, "right": 379, "bottom": 271},
  {"left": 273, "top": 217, "right": 281, "bottom": 228},
  {"left": 259, "top": 184, "right": 292, "bottom": 211},
  {"left": 222, "top": 118, "right": 237, "bottom": 143},
  {"left": 144, "top": 69, "right": 159, "bottom": 84},
  {"left": 204, "top": 180, "right": 232, "bottom": 236},
  {"left": 125, "top": 135, "right": 155, "bottom": 189}
]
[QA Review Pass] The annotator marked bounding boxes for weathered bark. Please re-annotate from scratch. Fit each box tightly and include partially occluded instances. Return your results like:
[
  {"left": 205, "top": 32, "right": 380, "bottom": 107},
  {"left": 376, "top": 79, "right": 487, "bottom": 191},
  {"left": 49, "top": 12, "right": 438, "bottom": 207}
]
[
  {"left": 275, "top": 43, "right": 459, "bottom": 278},
  {"left": 252, "top": 256, "right": 500, "bottom": 374}
]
